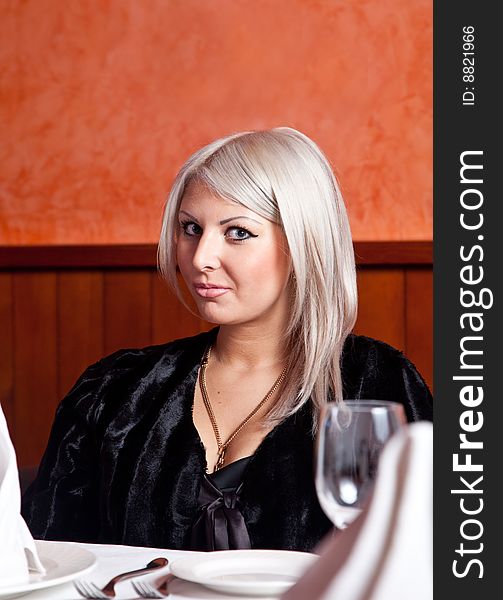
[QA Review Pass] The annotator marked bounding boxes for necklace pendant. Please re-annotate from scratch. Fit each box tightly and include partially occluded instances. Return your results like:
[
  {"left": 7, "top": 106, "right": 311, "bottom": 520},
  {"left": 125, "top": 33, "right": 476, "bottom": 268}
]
[{"left": 215, "top": 447, "right": 226, "bottom": 471}]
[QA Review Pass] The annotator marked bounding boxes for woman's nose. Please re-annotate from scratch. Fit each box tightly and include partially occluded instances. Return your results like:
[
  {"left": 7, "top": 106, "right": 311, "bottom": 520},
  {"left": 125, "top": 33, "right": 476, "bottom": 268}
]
[{"left": 192, "top": 233, "right": 221, "bottom": 272}]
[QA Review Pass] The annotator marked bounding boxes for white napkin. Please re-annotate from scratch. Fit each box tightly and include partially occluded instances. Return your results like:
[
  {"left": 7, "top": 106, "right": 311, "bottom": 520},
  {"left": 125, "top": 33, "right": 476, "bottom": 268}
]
[
  {"left": 0, "top": 405, "right": 45, "bottom": 587},
  {"left": 283, "top": 421, "right": 433, "bottom": 600}
]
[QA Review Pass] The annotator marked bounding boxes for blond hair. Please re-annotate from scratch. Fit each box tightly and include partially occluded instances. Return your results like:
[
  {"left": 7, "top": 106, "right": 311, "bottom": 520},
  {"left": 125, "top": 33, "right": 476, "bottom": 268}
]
[{"left": 158, "top": 127, "right": 357, "bottom": 429}]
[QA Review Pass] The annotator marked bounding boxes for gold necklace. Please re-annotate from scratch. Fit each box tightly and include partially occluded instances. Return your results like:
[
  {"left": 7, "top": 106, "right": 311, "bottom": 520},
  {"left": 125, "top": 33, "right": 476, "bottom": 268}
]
[{"left": 199, "top": 345, "right": 288, "bottom": 472}]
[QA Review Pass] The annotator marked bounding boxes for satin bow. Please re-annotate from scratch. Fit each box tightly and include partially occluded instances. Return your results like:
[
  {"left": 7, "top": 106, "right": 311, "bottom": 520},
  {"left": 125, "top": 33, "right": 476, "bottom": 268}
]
[{"left": 190, "top": 478, "right": 251, "bottom": 550}]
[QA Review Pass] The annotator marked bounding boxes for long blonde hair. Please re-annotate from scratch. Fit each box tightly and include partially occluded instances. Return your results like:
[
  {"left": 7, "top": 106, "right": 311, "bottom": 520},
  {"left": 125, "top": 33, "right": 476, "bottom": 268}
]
[{"left": 158, "top": 127, "right": 357, "bottom": 429}]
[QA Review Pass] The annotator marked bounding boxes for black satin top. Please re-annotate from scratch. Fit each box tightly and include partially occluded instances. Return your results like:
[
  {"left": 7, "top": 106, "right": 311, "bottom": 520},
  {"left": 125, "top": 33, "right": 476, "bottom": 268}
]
[
  {"left": 22, "top": 328, "right": 432, "bottom": 551},
  {"left": 190, "top": 456, "right": 252, "bottom": 550}
]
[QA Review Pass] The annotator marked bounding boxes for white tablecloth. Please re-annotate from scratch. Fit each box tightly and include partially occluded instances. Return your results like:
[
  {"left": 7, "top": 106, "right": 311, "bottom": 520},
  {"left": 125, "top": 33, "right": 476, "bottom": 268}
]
[{"left": 15, "top": 541, "right": 278, "bottom": 600}]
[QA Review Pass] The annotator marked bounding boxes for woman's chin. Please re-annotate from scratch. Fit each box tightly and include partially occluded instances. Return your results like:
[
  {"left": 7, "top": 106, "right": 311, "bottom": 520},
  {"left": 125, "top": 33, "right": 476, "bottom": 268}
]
[
  {"left": 196, "top": 307, "right": 249, "bottom": 327},
  {"left": 195, "top": 305, "right": 234, "bottom": 325}
]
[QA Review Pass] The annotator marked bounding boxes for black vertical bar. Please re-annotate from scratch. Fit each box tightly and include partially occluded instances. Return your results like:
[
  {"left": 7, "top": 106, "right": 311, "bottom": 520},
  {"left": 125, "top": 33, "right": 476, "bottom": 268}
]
[{"left": 434, "top": 2, "right": 499, "bottom": 596}]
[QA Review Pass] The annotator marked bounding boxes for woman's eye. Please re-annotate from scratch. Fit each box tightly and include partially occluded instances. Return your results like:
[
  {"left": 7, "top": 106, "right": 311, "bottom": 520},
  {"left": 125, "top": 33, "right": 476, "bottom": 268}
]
[
  {"left": 180, "top": 221, "right": 202, "bottom": 236},
  {"left": 226, "top": 227, "right": 257, "bottom": 241}
]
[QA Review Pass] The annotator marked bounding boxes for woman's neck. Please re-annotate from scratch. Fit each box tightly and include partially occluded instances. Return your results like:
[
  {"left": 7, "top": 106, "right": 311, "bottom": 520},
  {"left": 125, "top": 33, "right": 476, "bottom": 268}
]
[{"left": 213, "top": 323, "right": 286, "bottom": 371}]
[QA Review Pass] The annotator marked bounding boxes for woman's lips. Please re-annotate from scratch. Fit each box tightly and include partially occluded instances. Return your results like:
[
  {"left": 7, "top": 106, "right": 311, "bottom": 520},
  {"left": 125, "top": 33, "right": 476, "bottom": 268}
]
[{"left": 194, "top": 284, "right": 230, "bottom": 299}]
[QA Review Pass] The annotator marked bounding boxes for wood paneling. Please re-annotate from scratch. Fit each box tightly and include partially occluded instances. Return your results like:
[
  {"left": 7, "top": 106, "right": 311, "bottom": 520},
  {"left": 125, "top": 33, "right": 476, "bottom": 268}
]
[
  {"left": 354, "top": 269, "right": 406, "bottom": 352},
  {"left": 0, "top": 245, "right": 156, "bottom": 269},
  {"left": 13, "top": 273, "right": 58, "bottom": 466},
  {"left": 104, "top": 271, "right": 152, "bottom": 354},
  {"left": 0, "top": 242, "right": 432, "bottom": 268},
  {"left": 354, "top": 242, "right": 432, "bottom": 265},
  {"left": 405, "top": 268, "right": 433, "bottom": 392},
  {"left": 151, "top": 274, "right": 203, "bottom": 345},
  {"left": 58, "top": 272, "right": 104, "bottom": 396},
  {"left": 0, "top": 245, "right": 432, "bottom": 467}
]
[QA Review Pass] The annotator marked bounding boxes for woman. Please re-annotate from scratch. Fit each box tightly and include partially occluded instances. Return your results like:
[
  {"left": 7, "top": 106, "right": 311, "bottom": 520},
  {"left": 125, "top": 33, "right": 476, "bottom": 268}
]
[{"left": 22, "top": 128, "right": 432, "bottom": 552}]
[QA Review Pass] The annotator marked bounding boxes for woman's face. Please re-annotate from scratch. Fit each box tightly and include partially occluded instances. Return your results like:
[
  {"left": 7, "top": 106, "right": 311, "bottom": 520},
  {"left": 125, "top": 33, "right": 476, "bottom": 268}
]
[{"left": 176, "top": 180, "right": 291, "bottom": 328}]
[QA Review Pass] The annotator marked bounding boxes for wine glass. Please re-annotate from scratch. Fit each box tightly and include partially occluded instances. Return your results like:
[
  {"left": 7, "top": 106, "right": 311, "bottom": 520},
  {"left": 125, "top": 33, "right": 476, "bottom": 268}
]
[{"left": 315, "top": 400, "right": 406, "bottom": 529}]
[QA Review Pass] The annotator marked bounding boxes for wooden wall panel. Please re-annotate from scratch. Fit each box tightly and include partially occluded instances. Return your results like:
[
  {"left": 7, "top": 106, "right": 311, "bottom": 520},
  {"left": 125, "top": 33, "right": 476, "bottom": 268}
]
[
  {"left": 104, "top": 271, "right": 152, "bottom": 354},
  {"left": 13, "top": 273, "right": 58, "bottom": 467},
  {"left": 405, "top": 268, "right": 433, "bottom": 392},
  {"left": 0, "top": 259, "right": 432, "bottom": 468},
  {"left": 0, "top": 274, "right": 14, "bottom": 427},
  {"left": 354, "top": 269, "right": 406, "bottom": 352},
  {"left": 58, "top": 272, "right": 104, "bottom": 397},
  {"left": 0, "top": 242, "right": 432, "bottom": 268},
  {"left": 151, "top": 274, "right": 203, "bottom": 345}
]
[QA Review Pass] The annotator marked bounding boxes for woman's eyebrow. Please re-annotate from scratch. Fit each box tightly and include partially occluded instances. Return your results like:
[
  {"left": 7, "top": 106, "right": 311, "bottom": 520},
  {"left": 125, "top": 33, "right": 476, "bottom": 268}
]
[
  {"left": 179, "top": 210, "right": 261, "bottom": 226},
  {"left": 179, "top": 210, "right": 199, "bottom": 222},
  {"left": 219, "top": 216, "right": 262, "bottom": 225}
]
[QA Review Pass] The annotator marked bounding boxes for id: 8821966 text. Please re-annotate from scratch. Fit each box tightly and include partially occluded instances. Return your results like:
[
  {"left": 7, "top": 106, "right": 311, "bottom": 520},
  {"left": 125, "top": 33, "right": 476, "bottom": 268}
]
[{"left": 462, "top": 26, "right": 475, "bottom": 106}]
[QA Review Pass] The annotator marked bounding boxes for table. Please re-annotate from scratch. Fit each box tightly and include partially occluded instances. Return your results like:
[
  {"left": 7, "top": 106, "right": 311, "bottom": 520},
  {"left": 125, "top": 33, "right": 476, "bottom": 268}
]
[{"left": 20, "top": 542, "right": 281, "bottom": 599}]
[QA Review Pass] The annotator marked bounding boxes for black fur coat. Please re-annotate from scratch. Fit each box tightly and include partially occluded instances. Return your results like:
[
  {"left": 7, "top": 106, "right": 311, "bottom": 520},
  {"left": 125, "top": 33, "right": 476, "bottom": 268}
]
[{"left": 22, "top": 328, "right": 432, "bottom": 551}]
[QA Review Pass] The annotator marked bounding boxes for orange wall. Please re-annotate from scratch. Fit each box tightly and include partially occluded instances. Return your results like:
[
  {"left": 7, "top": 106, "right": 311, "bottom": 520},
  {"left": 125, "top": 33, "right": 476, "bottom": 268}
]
[{"left": 0, "top": 0, "right": 432, "bottom": 244}]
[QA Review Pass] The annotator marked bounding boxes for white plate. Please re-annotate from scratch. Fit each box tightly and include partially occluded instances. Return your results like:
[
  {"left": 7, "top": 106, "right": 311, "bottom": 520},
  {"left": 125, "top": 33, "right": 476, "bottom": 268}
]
[
  {"left": 0, "top": 540, "right": 96, "bottom": 599},
  {"left": 170, "top": 549, "right": 317, "bottom": 596}
]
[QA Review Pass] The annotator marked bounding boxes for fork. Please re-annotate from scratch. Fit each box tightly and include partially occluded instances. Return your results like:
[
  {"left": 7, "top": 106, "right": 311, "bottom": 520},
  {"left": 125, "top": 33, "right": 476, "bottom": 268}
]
[
  {"left": 74, "top": 557, "right": 169, "bottom": 598},
  {"left": 131, "top": 574, "right": 175, "bottom": 598}
]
